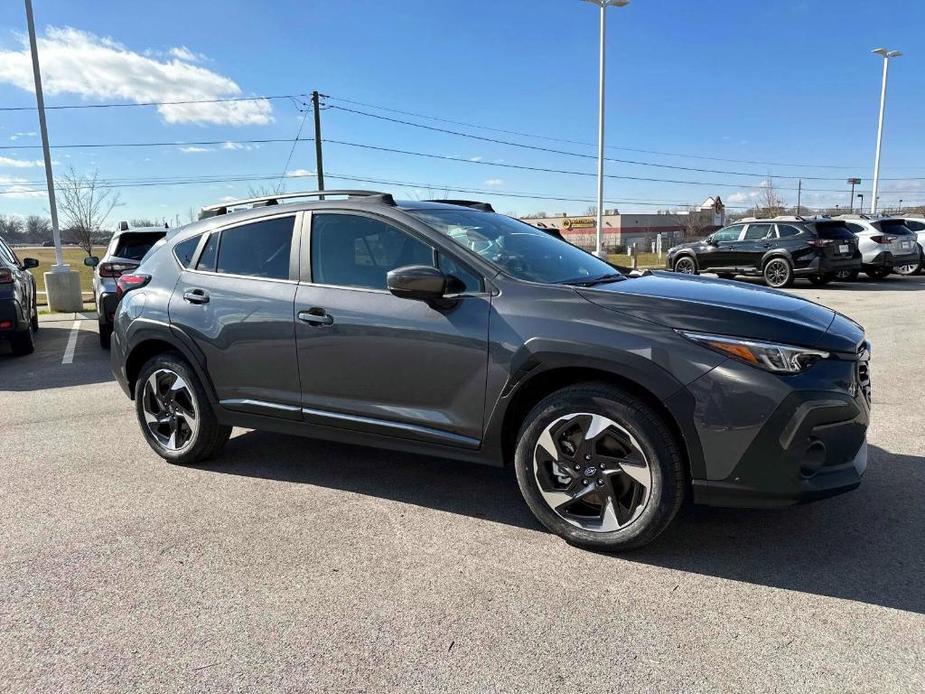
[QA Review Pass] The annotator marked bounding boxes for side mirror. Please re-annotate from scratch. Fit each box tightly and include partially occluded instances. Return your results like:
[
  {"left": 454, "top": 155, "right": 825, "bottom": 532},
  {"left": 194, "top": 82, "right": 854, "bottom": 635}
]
[
  {"left": 22, "top": 257, "right": 39, "bottom": 269},
  {"left": 387, "top": 265, "right": 451, "bottom": 307},
  {"left": 706, "top": 236, "right": 717, "bottom": 245},
  {"left": 83, "top": 256, "right": 100, "bottom": 267}
]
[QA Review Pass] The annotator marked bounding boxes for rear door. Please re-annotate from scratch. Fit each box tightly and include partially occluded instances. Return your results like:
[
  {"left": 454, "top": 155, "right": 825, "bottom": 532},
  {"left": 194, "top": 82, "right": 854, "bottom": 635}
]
[
  {"left": 168, "top": 213, "right": 302, "bottom": 416},
  {"left": 736, "top": 223, "right": 775, "bottom": 268},
  {"left": 294, "top": 210, "right": 490, "bottom": 446}
]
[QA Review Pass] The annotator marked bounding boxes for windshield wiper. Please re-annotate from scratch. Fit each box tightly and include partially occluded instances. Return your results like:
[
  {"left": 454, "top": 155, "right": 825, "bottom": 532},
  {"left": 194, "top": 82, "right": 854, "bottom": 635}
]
[{"left": 558, "top": 273, "right": 625, "bottom": 287}]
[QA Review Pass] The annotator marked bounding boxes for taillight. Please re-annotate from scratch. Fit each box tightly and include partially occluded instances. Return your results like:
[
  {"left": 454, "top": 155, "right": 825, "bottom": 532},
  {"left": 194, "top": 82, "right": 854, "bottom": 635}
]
[
  {"left": 115, "top": 273, "right": 151, "bottom": 299},
  {"left": 0, "top": 268, "right": 12, "bottom": 284},
  {"left": 806, "top": 239, "right": 832, "bottom": 248},
  {"left": 99, "top": 261, "right": 138, "bottom": 278},
  {"left": 870, "top": 235, "right": 893, "bottom": 244}
]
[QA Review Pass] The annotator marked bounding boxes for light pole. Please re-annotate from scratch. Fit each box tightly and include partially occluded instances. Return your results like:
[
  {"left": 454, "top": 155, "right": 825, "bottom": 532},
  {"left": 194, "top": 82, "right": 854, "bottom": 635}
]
[
  {"left": 580, "top": 0, "right": 629, "bottom": 257},
  {"left": 870, "top": 48, "right": 902, "bottom": 215},
  {"left": 899, "top": 199, "right": 903, "bottom": 214},
  {"left": 857, "top": 193, "right": 864, "bottom": 213}
]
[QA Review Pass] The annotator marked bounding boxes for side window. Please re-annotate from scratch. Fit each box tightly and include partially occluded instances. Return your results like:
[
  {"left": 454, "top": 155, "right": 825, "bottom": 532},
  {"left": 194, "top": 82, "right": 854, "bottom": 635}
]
[
  {"left": 0, "top": 240, "right": 15, "bottom": 265},
  {"left": 712, "top": 225, "right": 743, "bottom": 243},
  {"left": 311, "top": 214, "right": 435, "bottom": 290},
  {"left": 437, "top": 252, "right": 482, "bottom": 293},
  {"left": 216, "top": 216, "right": 295, "bottom": 280},
  {"left": 743, "top": 224, "right": 773, "bottom": 240},
  {"left": 777, "top": 225, "right": 801, "bottom": 238},
  {"left": 846, "top": 223, "right": 865, "bottom": 234},
  {"left": 174, "top": 235, "right": 201, "bottom": 268},
  {"left": 196, "top": 232, "right": 219, "bottom": 272}
]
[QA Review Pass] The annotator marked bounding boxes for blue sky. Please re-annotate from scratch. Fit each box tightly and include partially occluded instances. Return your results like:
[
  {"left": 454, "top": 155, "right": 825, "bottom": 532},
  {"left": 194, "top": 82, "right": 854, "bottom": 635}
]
[{"left": 0, "top": 0, "right": 923, "bottom": 224}]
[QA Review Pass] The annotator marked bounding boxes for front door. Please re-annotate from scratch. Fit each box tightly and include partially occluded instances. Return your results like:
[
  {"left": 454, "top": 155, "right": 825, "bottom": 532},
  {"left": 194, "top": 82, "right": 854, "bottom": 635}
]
[
  {"left": 168, "top": 213, "right": 302, "bottom": 416},
  {"left": 699, "top": 224, "right": 743, "bottom": 270},
  {"left": 295, "top": 211, "right": 490, "bottom": 447}
]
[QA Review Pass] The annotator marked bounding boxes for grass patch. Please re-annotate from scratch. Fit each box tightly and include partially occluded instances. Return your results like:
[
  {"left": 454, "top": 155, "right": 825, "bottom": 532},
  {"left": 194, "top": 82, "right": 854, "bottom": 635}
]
[
  {"left": 607, "top": 252, "right": 665, "bottom": 270},
  {"left": 21, "top": 247, "right": 96, "bottom": 294}
]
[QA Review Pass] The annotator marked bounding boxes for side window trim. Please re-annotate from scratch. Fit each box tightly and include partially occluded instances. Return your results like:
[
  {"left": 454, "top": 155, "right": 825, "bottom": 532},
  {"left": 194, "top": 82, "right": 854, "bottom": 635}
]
[
  {"left": 184, "top": 211, "right": 301, "bottom": 283},
  {"left": 301, "top": 209, "right": 486, "bottom": 295}
]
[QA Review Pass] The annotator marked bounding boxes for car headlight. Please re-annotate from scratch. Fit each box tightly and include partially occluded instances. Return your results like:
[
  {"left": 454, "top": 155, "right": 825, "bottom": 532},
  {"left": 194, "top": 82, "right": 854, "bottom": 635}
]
[{"left": 679, "top": 331, "right": 829, "bottom": 373}]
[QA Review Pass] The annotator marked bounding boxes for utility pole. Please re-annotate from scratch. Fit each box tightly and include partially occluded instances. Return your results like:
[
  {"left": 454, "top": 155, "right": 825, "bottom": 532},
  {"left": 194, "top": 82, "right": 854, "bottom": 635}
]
[
  {"left": 311, "top": 91, "right": 325, "bottom": 195},
  {"left": 848, "top": 178, "right": 861, "bottom": 213},
  {"left": 25, "top": 0, "right": 81, "bottom": 311},
  {"left": 796, "top": 179, "right": 802, "bottom": 215}
]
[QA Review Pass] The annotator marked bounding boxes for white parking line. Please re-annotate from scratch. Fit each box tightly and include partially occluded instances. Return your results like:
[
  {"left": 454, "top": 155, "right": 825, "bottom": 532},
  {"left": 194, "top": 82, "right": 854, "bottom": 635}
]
[{"left": 61, "top": 320, "right": 82, "bottom": 364}]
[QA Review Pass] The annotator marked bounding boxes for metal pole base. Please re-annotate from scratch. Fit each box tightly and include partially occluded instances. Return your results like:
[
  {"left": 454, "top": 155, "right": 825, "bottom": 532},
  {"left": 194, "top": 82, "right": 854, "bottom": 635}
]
[{"left": 43, "top": 269, "right": 83, "bottom": 313}]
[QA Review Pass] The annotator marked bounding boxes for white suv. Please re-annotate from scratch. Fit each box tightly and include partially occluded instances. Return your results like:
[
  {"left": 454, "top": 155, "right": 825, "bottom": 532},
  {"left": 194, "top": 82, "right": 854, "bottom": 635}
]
[{"left": 836, "top": 215, "right": 920, "bottom": 279}]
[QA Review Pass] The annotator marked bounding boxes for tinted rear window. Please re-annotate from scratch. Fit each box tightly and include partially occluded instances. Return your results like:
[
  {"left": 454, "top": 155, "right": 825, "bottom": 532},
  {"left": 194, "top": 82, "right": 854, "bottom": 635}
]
[
  {"left": 905, "top": 220, "right": 925, "bottom": 232},
  {"left": 114, "top": 232, "right": 167, "bottom": 261},
  {"left": 875, "top": 220, "right": 913, "bottom": 236},
  {"left": 814, "top": 222, "right": 855, "bottom": 240}
]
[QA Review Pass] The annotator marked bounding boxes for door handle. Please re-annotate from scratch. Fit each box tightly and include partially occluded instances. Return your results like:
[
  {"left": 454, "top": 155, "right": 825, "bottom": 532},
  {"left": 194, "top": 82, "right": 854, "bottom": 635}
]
[
  {"left": 183, "top": 288, "right": 209, "bottom": 304},
  {"left": 762, "top": 243, "right": 772, "bottom": 248},
  {"left": 298, "top": 307, "right": 334, "bottom": 326}
]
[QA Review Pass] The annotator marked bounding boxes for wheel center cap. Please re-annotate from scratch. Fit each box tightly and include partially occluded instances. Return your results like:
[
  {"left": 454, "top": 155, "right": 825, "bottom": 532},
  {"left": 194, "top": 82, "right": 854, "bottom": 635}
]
[{"left": 584, "top": 466, "right": 597, "bottom": 477}]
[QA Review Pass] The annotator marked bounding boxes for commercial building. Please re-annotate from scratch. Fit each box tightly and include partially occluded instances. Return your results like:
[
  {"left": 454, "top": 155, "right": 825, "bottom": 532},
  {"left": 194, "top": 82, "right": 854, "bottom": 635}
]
[{"left": 521, "top": 196, "right": 726, "bottom": 253}]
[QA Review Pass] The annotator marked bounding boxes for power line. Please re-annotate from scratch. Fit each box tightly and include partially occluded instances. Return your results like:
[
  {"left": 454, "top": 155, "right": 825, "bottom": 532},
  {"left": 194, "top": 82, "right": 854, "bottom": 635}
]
[
  {"left": 0, "top": 94, "right": 308, "bottom": 112},
  {"left": 326, "top": 95, "right": 924, "bottom": 173},
  {"left": 0, "top": 137, "right": 304, "bottom": 151}
]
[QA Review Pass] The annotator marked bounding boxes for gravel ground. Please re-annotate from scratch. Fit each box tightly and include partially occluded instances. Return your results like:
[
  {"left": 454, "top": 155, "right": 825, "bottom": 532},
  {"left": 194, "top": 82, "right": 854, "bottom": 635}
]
[{"left": 1, "top": 275, "right": 923, "bottom": 693}]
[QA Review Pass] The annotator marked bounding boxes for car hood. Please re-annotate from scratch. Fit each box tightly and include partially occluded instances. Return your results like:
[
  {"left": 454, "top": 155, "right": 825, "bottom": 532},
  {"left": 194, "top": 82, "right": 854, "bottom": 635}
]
[{"left": 578, "top": 272, "right": 862, "bottom": 353}]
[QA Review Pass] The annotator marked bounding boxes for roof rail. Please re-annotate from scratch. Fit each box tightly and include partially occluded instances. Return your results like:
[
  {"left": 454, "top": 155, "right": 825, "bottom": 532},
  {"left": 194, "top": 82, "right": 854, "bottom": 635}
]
[
  {"left": 427, "top": 199, "right": 495, "bottom": 212},
  {"left": 772, "top": 215, "right": 806, "bottom": 222},
  {"left": 199, "top": 190, "right": 395, "bottom": 219}
]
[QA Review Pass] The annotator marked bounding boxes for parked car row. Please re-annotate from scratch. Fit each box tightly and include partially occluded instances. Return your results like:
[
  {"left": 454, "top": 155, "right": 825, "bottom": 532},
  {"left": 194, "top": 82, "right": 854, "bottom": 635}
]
[
  {"left": 666, "top": 214, "right": 922, "bottom": 287},
  {"left": 0, "top": 235, "right": 39, "bottom": 355},
  {"left": 104, "top": 191, "right": 873, "bottom": 552}
]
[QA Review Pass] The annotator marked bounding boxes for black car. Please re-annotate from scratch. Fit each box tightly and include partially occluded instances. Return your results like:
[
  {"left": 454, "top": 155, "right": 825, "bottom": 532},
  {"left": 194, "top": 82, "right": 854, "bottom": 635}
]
[
  {"left": 666, "top": 217, "right": 862, "bottom": 288},
  {"left": 111, "top": 192, "right": 871, "bottom": 551},
  {"left": 0, "top": 237, "right": 39, "bottom": 356}
]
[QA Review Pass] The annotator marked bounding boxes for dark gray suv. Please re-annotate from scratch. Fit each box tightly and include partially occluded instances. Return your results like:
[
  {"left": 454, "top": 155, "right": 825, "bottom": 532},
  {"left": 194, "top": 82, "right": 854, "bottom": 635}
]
[{"left": 111, "top": 191, "right": 871, "bottom": 551}]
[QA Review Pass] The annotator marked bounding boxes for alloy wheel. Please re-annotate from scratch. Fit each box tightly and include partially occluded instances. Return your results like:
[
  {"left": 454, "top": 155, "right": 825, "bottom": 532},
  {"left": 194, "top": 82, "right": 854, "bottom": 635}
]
[
  {"left": 674, "top": 257, "right": 695, "bottom": 274},
  {"left": 532, "top": 413, "right": 652, "bottom": 533},
  {"left": 895, "top": 262, "right": 920, "bottom": 276},
  {"left": 765, "top": 259, "right": 790, "bottom": 287},
  {"left": 141, "top": 368, "right": 199, "bottom": 451}
]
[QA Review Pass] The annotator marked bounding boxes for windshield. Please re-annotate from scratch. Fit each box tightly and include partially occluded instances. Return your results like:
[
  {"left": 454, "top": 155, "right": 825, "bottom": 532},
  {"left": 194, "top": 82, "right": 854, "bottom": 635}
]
[{"left": 409, "top": 208, "right": 620, "bottom": 284}]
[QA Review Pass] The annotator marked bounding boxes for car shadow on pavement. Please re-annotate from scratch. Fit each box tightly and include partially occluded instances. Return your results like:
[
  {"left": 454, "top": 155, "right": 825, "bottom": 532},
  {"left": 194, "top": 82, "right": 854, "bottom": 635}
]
[
  {"left": 206, "top": 433, "right": 923, "bottom": 613},
  {"left": 0, "top": 323, "right": 113, "bottom": 391},
  {"left": 633, "top": 444, "right": 925, "bottom": 614}
]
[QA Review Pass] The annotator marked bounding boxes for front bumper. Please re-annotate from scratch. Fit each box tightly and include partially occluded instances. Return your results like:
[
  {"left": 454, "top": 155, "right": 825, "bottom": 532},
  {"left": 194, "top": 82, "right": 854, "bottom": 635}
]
[{"left": 683, "top": 348, "right": 870, "bottom": 508}]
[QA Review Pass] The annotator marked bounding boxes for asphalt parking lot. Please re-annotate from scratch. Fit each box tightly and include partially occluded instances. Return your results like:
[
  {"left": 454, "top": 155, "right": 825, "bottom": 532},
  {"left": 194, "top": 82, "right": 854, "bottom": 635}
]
[{"left": 2, "top": 276, "right": 924, "bottom": 693}]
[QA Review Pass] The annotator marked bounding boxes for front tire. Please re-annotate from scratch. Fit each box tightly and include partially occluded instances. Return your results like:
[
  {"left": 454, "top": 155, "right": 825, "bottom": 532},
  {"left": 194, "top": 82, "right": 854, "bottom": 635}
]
[
  {"left": 673, "top": 256, "right": 698, "bottom": 275},
  {"left": 514, "top": 383, "right": 685, "bottom": 552},
  {"left": 866, "top": 267, "right": 891, "bottom": 280},
  {"left": 763, "top": 258, "right": 794, "bottom": 288},
  {"left": 134, "top": 352, "right": 231, "bottom": 465}
]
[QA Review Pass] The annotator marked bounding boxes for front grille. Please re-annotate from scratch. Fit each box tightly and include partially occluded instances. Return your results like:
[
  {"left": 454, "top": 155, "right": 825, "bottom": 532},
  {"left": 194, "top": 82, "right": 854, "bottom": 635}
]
[{"left": 857, "top": 341, "right": 871, "bottom": 404}]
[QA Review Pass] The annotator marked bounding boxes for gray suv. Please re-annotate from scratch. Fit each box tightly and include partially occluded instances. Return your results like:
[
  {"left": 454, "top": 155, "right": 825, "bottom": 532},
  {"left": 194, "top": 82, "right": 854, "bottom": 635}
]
[{"left": 111, "top": 191, "right": 872, "bottom": 551}]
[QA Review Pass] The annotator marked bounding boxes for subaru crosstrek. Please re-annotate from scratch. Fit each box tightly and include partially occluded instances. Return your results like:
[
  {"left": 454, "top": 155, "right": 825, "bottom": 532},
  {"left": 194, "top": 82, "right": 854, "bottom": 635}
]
[{"left": 111, "top": 191, "right": 872, "bottom": 551}]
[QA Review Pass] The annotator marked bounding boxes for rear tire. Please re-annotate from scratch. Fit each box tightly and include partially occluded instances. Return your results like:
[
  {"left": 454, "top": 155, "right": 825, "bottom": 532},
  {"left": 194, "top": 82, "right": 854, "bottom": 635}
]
[
  {"left": 834, "top": 269, "right": 859, "bottom": 282},
  {"left": 514, "top": 383, "right": 685, "bottom": 552},
  {"left": 99, "top": 323, "right": 112, "bottom": 349},
  {"left": 808, "top": 274, "right": 834, "bottom": 286},
  {"left": 134, "top": 352, "right": 231, "bottom": 465},
  {"left": 894, "top": 258, "right": 921, "bottom": 276},
  {"left": 763, "top": 257, "right": 794, "bottom": 288},
  {"left": 866, "top": 267, "right": 891, "bottom": 280},
  {"left": 10, "top": 326, "right": 35, "bottom": 356}
]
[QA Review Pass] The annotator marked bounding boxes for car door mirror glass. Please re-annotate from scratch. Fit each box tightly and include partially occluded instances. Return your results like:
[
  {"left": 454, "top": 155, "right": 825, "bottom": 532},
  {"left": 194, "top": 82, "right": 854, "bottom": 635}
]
[
  {"left": 387, "top": 265, "right": 449, "bottom": 305},
  {"left": 23, "top": 257, "right": 39, "bottom": 269},
  {"left": 84, "top": 256, "right": 100, "bottom": 267}
]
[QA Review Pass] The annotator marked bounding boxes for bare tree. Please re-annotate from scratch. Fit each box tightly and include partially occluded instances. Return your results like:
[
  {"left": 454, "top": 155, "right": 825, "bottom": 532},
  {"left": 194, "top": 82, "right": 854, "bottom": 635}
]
[
  {"left": 25, "top": 215, "right": 51, "bottom": 244},
  {"left": 248, "top": 183, "right": 285, "bottom": 198},
  {"left": 675, "top": 208, "right": 711, "bottom": 241},
  {"left": 57, "top": 168, "right": 120, "bottom": 255},
  {"left": 759, "top": 178, "right": 784, "bottom": 218}
]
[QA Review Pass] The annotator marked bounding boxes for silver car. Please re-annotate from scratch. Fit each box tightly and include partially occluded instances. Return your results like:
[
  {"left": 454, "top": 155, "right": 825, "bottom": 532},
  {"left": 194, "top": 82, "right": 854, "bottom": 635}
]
[
  {"left": 898, "top": 217, "right": 925, "bottom": 275},
  {"left": 836, "top": 215, "right": 920, "bottom": 279},
  {"left": 85, "top": 225, "right": 167, "bottom": 347}
]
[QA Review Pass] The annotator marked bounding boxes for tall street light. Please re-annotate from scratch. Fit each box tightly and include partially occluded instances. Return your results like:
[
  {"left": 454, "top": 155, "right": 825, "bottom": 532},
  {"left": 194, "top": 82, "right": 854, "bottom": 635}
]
[
  {"left": 870, "top": 48, "right": 902, "bottom": 215},
  {"left": 581, "top": 0, "right": 629, "bottom": 257}
]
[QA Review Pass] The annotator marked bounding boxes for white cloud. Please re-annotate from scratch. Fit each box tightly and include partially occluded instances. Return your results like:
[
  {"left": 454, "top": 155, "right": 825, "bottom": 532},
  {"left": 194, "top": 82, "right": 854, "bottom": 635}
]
[
  {"left": 483, "top": 178, "right": 504, "bottom": 187},
  {"left": 728, "top": 192, "right": 755, "bottom": 204},
  {"left": 0, "top": 27, "right": 272, "bottom": 126},
  {"left": 468, "top": 156, "right": 483, "bottom": 162},
  {"left": 285, "top": 169, "right": 315, "bottom": 178},
  {"left": 0, "top": 156, "right": 44, "bottom": 168},
  {"left": 222, "top": 141, "right": 259, "bottom": 151},
  {"left": 169, "top": 46, "right": 207, "bottom": 63},
  {"left": 219, "top": 195, "right": 237, "bottom": 202},
  {"left": 0, "top": 180, "right": 44, "bottom": 199},
  {"left": 9, "top": 131, "right": 37, "bottom": 141},
  {"left": 179, "top": 146, "right": 212, "bottom": 153}
]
